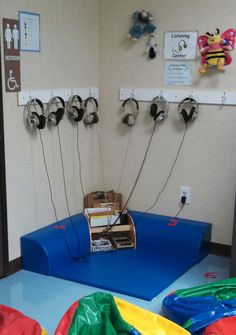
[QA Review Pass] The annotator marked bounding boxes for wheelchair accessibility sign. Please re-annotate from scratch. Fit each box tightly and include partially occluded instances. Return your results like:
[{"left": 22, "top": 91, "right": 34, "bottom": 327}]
[{"left": 2, "top": 18, "right": 21, "bottom": 92}]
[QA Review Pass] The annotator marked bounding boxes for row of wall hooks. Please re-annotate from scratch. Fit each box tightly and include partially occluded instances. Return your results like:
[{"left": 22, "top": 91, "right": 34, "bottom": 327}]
[
  {"left": 18, "top": 88, "right": 99, "bottom": 106},
  {"left": 120, "top": 88, "right": 235, "bottom": 106}
]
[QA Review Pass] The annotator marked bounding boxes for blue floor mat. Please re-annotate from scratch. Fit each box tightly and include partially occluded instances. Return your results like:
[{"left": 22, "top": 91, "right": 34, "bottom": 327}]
[
  {"left": 21, "top": 211, "right": 211, "bottom": 301},
  {"left": 53, "top": 248, "right": 196, "bottom": 300}
]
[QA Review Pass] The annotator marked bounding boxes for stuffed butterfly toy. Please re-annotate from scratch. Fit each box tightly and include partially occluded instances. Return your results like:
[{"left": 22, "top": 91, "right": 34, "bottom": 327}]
[{"left": 197, "top": 28, "right": 236, "bottom": 74}]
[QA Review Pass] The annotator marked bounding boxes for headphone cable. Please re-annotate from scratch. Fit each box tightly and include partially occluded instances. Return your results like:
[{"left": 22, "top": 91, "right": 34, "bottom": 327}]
[
  {"left": 129, "top": 123, "right": 189, "bottom": 229},
  {"left": 144, "top": 123, "right": 188, "bottom": 213},
  {"left": 76, "top": 123, "right": 86, "bottom": 198},
  {"left": 110, "top": 127, "right": 133, "bottom": 218},
  {"left": 39, "top": 129, "right": 83, "bottom": 261},
  {"left": 56, "top": 125, "right": 86, "bottom": 261},
  {"left": 104, "top": 119, "right": 158, "bottom": 233}
]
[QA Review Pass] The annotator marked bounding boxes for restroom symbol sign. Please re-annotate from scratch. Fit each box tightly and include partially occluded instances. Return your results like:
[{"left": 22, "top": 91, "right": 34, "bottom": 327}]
[{"left": 2, "top": 18, "right": 21, "bottom": 92}]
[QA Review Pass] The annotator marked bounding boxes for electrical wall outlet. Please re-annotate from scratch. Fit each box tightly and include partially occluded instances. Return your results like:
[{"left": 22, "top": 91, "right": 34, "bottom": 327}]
[{"left": 180, "top": 186, "right": 191, "bottom": 204}]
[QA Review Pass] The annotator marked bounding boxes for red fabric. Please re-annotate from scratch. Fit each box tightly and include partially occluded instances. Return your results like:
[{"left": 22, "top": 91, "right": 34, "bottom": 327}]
[
  {"left": 204, "top": 316, "right": 236, "bottom": 335},
  {"left": 0, "top": 304, "right": 42, "bottom": 335},
  {"left": 54, "top": 301, "right": 79, "bottom": 335}
]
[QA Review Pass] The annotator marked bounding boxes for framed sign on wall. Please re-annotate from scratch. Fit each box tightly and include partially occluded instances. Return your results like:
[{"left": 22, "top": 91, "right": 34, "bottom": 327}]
[
  {"left": 164, "top": 31, "right": 198, "bottom": 60},
  {"left": 19, "top": 11, "right": 40, "bottom": 52}
]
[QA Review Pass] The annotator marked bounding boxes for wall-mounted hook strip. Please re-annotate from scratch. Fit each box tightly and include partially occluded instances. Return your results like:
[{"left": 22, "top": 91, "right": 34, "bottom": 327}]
[
  {"left": 120, "top": 88, "right": 236, "bottom": 106},
  {"left": 18, "top": 88, "right": 99, "bottom": 106}
]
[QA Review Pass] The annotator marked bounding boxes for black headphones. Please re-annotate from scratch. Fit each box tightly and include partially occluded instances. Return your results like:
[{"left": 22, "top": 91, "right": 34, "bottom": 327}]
[
  {"left": 149, "top": 96, "right": 169, "bottom": 122},
  {"left": 121, "top": 98, "right": 140, "bottom": 127},
  {"left": 83, "top": 97, "right": 99, "bottom": 125},
  {"left": 178, "top": 97, "right": 199, "bottom": 124},
  {"left": 67, "top": 95, "right": 84, "bottom": 122},
  {"left": 47, "top": 96, "right": 65, "bottom": 126},
  {"left": 27, "top": 98, "right": 46, "bottom": 129}
]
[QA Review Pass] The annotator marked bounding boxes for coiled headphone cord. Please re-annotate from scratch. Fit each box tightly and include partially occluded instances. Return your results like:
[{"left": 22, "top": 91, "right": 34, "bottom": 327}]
[
  {"left": 76, "top": 123, "right": 85, "bottom": 198},
  {"left": 104, "top": 119, "right": 158, "bottom": 233},
  {"left": 39, "top": 130, "right": 83, "bottom": 261}
]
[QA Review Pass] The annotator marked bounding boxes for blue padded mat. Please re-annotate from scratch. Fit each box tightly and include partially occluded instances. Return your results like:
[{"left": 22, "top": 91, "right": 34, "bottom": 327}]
[
  {"left": 53, "top": 249, "right": 196, "bottom": 300},
  {"left": 21, "top": 211, "right": 211, "bottom": 301}
]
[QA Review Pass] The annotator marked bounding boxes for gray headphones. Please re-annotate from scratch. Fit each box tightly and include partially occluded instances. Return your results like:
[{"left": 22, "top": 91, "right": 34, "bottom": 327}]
[
  {"left": 178, "top": 97, "right": 199, "bottom": 124},
  {"left": 27, "top": 98, "right": 46, "bottom": 129},
  {"left": 149, "top": 96, "right": 169, "bottom": 122}
]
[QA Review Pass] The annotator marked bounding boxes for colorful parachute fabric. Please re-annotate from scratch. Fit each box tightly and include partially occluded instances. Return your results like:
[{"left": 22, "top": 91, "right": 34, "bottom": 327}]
[
  {"left": 162, "top": 277, "right": 236, "bottom": 334},
  {"left": 55, "top": 292, "right": 190, "bottom": 335},
  {"left": 204, "top": 316, "right": 236, "bottom": 335},
  {"left": 0, "top": 304, "right": 48, "bottom": 335}
]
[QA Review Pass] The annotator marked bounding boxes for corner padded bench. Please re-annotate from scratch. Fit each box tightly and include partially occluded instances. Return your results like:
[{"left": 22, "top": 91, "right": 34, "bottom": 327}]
[{"left": 21, "top": 210, "right": 211, "bottom": 301}]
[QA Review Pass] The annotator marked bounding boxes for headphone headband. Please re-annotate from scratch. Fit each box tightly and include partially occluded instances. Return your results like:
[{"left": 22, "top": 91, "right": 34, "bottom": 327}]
[
  {"left": 27, "top": 98, "right": 44, "bottom": 112},
  {"left": 70, "top": 95, "right": 83, "bottom": 105},
  {"left": 178, "top": 97, "right": 198, "bottom": 111},
  {"left": 49, "top": 96, "right": 65, "bottom": 108},
  {"left": 84, "top": 97, "right": 99, "bottom": 110},
  {"left": 122, "top": 97, "right": 140, "bottom": 113}
]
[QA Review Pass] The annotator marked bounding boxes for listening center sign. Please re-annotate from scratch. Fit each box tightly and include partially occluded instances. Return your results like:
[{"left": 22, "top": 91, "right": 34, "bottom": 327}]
[{"left": 164, "top": 31, "right": 198, "bottom": 60}]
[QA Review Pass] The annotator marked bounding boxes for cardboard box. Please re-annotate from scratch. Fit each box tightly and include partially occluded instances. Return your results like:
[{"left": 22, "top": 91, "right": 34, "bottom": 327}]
[
  {"left": 84, "top": 191, "right": 122, "bottom": 210},
  {"left": 84, "top": 207, "right": 120, "bottom": 227}
]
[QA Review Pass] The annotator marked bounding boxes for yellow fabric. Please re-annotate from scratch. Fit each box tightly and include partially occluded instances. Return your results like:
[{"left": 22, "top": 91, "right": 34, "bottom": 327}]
[
  {"left": 114, "top": 297, "right": 190, "bottom": 335},
  {"left": 41, "top": 327, "right": 48, "bottom": 335}
]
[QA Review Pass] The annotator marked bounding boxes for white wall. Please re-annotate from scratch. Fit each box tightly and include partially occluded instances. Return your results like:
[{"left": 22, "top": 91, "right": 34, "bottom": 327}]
[
  {"left": 0, "top": 0, "right": 101, "bottom": 260},
  {"left": 99, "top": 0, "right": 236, "bottom": 245},
  {"left": 2, "top": 0, "right": 236, "bottom": 261}
]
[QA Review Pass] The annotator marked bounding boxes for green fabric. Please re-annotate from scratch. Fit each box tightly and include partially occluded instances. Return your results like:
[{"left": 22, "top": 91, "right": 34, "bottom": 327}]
[
  {"left": 175, "top": 277, "right": 236, "bottom": 301},
  {"left": 182, "top": 319, "right": 193, "bottom": 330},
  {"left": 68, "top": 292, "right": 133, "bottom": 335}
]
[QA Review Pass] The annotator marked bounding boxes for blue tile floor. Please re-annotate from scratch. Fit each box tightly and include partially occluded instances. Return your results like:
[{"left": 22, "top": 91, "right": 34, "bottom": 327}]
[{"left": 0, "top": 255, "right": 230, "bottom": 335}]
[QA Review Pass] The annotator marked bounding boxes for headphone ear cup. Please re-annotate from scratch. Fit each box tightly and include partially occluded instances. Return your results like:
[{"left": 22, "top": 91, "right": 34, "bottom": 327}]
[
  {"left": 55, "top": 108, "right": 64, "bottom": 125},
  {"left": 30, "top": 112, "right": 46, "bottom": 129},
  {"left": 37, "top": 114, "right": 46, "bottom": 129},
  {"left": 150, "top": 103, "right": 157, "bottom": 118},
  {"left": 180, "top": 108, "right": 189, "bottom": 124},
  {"left": 188, "top": 106, "right": 197, "bottom": 121},
  {"left": 154, "top": 111, "right": 165, "bottom": 122},
  {"left": 123, "top": 113, "right": 135, "bottom": 126},
  {"left": 69, "top": 106, "right": 84, "bottom": 122},
  {"left": 75, "top": 108, "right": 84, "bottom": 122},
  {"left": 90, "top": 111, "right": 99, "bottom": 124},
  {"left": 84, "top": 111, "right": 99, "bottom": 125}
]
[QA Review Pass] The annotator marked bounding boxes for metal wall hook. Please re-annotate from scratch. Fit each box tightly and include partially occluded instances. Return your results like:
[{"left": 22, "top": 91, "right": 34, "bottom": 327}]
[{"left": 221, "top": 92, "right": 226, "bottom": 104}]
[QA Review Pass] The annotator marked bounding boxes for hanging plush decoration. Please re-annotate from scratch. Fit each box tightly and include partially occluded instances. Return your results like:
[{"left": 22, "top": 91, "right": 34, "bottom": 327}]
[
  {"left": 127, "top": 10, "right": 156, "bottom": 42},
  {"left": 197, "top": 28, "right": 236, "bottom": 74},
  {"left": 146, "top": 33, "right": 158, "bottom": 59}
]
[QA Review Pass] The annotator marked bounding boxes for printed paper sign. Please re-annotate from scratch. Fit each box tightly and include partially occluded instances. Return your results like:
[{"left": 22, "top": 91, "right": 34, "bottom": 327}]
[
  {"left": 164, "top": 62, "right": 192, "bottom": 86},
  {"left": 19, "top": 11, "right": 40, "bottom": 52},
  {"left": 164, "top": 31, "right": 197, "bottom": 60},
  {"left": 2, "top": 18, "right": 21, "bottom": 92}
]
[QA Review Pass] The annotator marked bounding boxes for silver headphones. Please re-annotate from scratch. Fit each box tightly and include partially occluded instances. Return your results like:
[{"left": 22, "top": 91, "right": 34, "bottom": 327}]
[
  {"left": 47, "top": 96, "right": 65, "bottom": 126},
  {"left": 67, "top": 95, "right": 84, "bottom": 122},
  {"left": 178, "top": 97, "right": 199, "bottom": 124},
  {"left": 149, "top": 95, "right": 169, "bottom": 123},
  {"left": 27, "top": 98, "right": 46, "bottom": 129}
]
